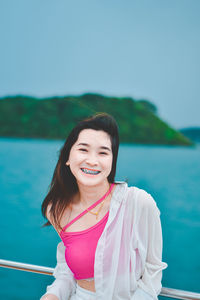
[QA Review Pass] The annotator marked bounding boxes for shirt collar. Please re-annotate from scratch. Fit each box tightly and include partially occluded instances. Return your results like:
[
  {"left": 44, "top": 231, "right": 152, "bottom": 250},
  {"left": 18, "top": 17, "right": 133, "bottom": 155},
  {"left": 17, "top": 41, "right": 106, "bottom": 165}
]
[{"left": 106, "top": 181, "right": 128, "bottom": 226}]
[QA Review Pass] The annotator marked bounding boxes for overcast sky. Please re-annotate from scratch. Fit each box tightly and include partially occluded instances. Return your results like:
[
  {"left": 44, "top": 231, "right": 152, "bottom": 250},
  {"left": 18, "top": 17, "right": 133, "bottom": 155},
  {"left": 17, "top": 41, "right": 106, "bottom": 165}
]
[{"left": 0, "top": 0, "right": 200, "bottom": 129}]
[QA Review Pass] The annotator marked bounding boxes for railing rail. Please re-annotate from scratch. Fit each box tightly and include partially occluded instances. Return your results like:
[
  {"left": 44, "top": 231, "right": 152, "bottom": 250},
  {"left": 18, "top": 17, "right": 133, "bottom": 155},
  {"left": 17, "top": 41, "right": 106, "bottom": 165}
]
[
  {"left": 0, "top": 258, "right": 54, "bottom": 275},
  {"left": 0, "top": 259, "right": 200, "bottom": 300}
]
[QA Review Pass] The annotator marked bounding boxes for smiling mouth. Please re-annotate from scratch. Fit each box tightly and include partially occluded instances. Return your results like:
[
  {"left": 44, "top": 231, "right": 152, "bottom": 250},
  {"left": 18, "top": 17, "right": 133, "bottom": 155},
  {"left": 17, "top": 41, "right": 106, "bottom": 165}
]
[{"left": 81, "top": 168, "right": 101, "bottom": 175}]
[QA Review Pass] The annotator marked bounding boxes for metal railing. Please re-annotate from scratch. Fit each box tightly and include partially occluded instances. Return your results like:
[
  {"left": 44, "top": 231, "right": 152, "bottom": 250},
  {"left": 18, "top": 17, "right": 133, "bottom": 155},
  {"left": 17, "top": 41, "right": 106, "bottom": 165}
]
[{"left": 1, "top": 259, "right": 200, "bottom": 300}]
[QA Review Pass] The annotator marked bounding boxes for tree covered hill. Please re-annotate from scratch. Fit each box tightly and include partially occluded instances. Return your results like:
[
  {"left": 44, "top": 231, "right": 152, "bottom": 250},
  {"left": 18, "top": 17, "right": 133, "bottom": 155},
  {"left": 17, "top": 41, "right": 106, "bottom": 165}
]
[{"left": 0, "top": 93, "right": 193, "bottom": 145}]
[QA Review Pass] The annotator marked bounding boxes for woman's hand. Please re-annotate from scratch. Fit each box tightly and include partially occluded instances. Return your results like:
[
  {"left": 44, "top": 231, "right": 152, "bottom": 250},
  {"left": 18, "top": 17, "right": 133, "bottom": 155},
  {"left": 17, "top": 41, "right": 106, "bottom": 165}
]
[{"left": 41, "top": 294, "right": 59, "bottom": 300}]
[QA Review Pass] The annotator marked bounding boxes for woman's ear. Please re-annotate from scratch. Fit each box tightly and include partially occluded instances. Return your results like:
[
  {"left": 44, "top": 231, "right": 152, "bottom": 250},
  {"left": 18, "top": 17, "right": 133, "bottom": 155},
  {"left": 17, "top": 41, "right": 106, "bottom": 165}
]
[{"left": 66, "top": 161, "right": 70, "bottom": 166}]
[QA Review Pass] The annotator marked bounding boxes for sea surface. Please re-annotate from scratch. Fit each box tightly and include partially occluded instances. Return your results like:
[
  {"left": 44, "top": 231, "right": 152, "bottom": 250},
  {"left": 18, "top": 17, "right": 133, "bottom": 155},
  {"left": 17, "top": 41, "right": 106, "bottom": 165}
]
[{"left": 0, "top": 138, "right": 200, "bottom": 300}]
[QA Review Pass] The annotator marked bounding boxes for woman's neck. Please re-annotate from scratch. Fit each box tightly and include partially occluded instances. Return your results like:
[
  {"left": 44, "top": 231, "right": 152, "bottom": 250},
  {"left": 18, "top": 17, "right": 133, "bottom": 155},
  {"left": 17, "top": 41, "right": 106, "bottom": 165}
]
[{"left": 77, "top": 181, "right": 111, "bottom": 207}]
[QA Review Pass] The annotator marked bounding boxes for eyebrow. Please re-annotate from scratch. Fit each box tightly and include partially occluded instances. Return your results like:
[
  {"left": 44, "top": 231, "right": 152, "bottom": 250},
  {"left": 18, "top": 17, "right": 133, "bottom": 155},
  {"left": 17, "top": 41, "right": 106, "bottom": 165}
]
[{"left": 77, "top": 143, "right": 111, "bottom": 151}]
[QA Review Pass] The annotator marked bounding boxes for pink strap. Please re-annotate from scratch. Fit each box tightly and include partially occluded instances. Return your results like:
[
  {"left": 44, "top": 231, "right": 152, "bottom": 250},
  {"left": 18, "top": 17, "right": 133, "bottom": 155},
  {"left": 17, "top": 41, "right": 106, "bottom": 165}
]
[{"left": 62, "top": 183, "right": 114, "bottom": 232}]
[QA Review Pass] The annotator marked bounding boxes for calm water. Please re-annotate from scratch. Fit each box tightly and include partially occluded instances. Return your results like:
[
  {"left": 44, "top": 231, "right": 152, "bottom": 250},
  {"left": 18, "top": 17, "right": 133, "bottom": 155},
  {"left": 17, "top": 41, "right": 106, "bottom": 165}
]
[{"left": 0, "top": 138, "right": 200, "bottom": 299}]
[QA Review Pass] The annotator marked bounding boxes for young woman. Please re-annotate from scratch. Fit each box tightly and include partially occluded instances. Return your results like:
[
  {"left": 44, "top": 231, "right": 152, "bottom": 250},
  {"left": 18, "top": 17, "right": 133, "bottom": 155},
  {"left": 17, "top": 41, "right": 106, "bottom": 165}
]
[{"left": 41, "top": 113, "right": 167, "bottom": 300}]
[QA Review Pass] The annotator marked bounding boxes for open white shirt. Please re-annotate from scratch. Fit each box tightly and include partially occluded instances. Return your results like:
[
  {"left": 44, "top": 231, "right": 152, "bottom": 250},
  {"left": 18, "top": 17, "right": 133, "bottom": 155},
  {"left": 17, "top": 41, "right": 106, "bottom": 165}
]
[{"left": 41, "top": 182, "right": 167, "bottom": 300}]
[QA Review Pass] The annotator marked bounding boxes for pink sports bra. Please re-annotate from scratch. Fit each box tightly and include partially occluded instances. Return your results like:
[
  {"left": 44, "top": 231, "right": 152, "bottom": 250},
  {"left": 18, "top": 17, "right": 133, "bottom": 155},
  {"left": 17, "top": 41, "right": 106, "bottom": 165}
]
[{"left": 60, "top": 183, "right": 114, "bottom": 280}]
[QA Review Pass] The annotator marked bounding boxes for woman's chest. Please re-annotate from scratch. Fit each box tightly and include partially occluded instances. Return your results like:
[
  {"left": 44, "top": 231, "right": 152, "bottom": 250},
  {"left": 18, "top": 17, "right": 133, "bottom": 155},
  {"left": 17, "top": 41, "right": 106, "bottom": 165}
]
[{"left": 61, "top": 202, "right": 110, "bottom": 233}]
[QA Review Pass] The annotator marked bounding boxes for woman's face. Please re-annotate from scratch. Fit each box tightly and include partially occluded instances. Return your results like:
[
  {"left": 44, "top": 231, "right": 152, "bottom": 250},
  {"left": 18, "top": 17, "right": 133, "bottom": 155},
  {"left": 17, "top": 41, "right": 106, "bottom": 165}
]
[{"left": 66, "top": 129, "right": 113, "bottom": 188}]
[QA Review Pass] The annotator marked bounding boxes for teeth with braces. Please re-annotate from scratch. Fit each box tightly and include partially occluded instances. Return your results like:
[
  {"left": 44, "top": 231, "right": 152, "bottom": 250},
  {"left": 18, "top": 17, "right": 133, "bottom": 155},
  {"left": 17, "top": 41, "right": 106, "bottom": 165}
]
[{"left": 81, "top": 168, "right": 100, "bottom": 175}]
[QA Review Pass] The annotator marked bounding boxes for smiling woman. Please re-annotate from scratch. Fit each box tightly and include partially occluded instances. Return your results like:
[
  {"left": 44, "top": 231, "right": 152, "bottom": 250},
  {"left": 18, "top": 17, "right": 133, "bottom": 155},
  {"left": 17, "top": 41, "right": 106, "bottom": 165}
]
[{"left": 41, "top": 113, "right": 167, "bottom": 300}]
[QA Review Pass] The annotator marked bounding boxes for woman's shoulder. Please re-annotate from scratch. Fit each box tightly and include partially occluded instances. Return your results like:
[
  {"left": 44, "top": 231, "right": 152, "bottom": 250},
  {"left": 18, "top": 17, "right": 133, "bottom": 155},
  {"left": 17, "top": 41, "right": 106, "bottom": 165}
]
[
  {"left": 46, "top": 203, "right": 59, "bottom": 232},
  {"left": 126, "top": 184, "right": 158, "bottom": 211},
  {"left": 46, "top": 203, "right": 72, "bottom": 234},
  {"left": 45, "top": 203, "right": 53, "bottom": 224}
]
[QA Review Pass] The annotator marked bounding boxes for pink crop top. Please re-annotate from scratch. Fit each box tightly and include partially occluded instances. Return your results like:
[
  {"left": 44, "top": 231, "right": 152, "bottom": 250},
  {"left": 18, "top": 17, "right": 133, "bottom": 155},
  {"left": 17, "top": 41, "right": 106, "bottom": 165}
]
[{"left": 60, "top": 183, "right": 114, "bottom": 280}]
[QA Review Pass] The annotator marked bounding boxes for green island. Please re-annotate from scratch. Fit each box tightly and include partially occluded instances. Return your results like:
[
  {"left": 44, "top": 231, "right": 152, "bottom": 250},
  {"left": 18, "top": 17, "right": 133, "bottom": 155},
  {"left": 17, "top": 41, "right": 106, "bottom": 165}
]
[{"left": 0, "top": 93, "right": 193, "bottom": 145}]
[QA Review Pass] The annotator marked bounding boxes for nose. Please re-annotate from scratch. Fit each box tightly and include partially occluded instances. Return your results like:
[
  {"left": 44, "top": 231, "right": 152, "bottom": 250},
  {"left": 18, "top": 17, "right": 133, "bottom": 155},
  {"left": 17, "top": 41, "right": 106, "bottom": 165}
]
[{"left": 85, "top": 152, "right": 98, "bottom": 166}]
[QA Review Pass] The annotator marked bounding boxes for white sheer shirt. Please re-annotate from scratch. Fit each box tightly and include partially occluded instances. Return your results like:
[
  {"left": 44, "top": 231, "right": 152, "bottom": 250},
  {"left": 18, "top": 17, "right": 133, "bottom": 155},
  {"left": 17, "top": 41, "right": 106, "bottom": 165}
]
[{"left": 41, "top": 182, "right": 167, "bottom": 300}]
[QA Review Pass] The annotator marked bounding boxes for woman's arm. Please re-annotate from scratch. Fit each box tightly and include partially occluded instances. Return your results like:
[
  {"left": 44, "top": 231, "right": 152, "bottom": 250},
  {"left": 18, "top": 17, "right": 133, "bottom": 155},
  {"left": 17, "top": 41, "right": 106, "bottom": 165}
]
[
  {"left": 40, "top": 242, "right": 76, "bottom": 300},
  {"left": 133, "top": 191, "right": 167, "bottom": 300}
]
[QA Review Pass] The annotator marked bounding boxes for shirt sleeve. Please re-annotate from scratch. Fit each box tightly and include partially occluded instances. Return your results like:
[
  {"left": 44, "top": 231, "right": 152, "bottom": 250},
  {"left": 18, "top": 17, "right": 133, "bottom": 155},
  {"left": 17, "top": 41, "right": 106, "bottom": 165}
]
[
  {"left": 133, "top": 192, "right": 168, "bottom": 300},
  {"left": 40, "top": 242, "right": 76, "bottom": 300}
]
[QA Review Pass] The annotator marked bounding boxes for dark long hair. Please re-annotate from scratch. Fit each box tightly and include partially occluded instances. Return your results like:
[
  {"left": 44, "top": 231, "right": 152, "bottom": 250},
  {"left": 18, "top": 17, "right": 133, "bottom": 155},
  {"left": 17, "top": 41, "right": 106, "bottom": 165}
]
[{"left": 41, "top": 113, "right": 119, "bottom": 230}]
